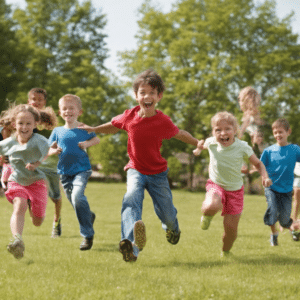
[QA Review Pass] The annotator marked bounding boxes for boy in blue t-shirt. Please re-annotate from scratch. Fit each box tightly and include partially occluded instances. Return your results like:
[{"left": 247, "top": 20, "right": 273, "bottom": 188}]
[
  {"left": 49, "top": 94, "right": 100, "bottom": 250},
  {"left": 260, "top": 118, "right": 300, "bottom": 246}
]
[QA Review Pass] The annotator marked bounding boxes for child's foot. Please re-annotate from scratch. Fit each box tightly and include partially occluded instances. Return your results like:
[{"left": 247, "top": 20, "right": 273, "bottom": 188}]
[
  {"left": 220, "top": 251, "right": 233, "bottom": 259},
  {"left": 133, "top": 220, "right": 146, "bottom": 251},
  {"left": 291, "top": 230, "right": 300, "bottom": 241},
  {"left": 51, "top": 217, "right": 62, "bottom": 238},
  {"left": 119, "top": 239, "right": 137, "bottom": 262},
  {"left": 7, "top": 234, "right": 25, "bottom": 259},
  {"left": 80, "top": 236, "right": 94, "bottom": 251},
  {"left": 166, "top": 229, "right": 181, "bottom": 245},
  {"left": 201, "top": 215, "right": 213, "bottom": 230},
  {"left": 270, "top": 233, "right": 279, "bottom": 246}
]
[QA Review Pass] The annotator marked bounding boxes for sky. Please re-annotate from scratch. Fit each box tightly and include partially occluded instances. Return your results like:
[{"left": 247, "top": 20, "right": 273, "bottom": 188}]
[{"left": 5, "top": 0, "right": 300, "bottom": 78}]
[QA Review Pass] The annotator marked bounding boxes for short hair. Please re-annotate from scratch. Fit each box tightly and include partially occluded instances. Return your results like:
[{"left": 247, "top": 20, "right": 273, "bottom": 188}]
[
  {"left": 28, "top": 88, "right": 47, "bottom": 101},
  {"left": 133, "top": 69, "right": 165, "bottom": 94},
  {"left": 238, "top": 86, "right": 260, "bottom": 113},
  {"left": 272, "top": 118, "right": 290, "bottom": 131},
  {"left": 211, "top": 111, "right": 238, "bottom": 131},
  {"left": 58, "top": 94, "right": 82, "bottom": 110}
]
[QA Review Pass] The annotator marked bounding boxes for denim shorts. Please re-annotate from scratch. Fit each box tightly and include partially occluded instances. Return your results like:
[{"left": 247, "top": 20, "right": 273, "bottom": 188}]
[{"left": 264, "top": 187, "right": 293, "bottom": 228}]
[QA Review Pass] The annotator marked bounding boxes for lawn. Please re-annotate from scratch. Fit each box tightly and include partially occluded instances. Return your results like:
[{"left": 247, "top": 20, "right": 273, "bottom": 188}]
[{"left": 1, "top": 182, "right": 300, "bottom": 300}]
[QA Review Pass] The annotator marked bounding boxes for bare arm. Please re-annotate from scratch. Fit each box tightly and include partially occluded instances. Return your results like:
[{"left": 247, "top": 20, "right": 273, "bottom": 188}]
[
  {"left": 173, "top": 129, "right": 198, "bottom": 147},
  {"left": 249, "top": 154, "right": 272, "bottom": 187},
  {"left": 78, "top": 136, "right": 100, "bottom": 150},
  {"left": 78, "top": 122, "right": 120, "bottom": 134},
  {"left": 193, "top": 139, "right": 207, "bottom": 156}
]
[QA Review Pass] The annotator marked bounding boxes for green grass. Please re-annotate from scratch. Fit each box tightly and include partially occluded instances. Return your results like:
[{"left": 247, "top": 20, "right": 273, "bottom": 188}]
[{"left": 1, "top": 182, "right": 300, "bottom": 299}]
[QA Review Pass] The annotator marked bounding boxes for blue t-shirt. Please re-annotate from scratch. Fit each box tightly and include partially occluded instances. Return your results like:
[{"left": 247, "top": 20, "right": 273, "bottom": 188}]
[
  {"left": 49, "top": 126, "right": 96, "bottom": 175},
  {"left": 260, "top": 144, "right": 300, "bottom": 193}
]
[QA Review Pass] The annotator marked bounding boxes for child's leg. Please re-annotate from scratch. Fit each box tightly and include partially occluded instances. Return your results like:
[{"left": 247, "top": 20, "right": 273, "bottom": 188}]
[
  {"left": 11, "top": 197, "right": 28, "bottom": 236},
  {"left": 202, "top": 189, "right": 223, "bottom": 216},
  {"left": 61, "top": 171, "right": 94, "bottom": 238},
  {"left": 222, "top": 214, "right": 241, "bottom": 252},
  {"left": 52, "top": 197, "right": 62, "bottom": 222}
]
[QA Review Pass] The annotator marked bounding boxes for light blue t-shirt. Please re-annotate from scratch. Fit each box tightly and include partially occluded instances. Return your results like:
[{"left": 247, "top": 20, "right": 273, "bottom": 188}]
[
  {"left": 0, "top": 133, "right": 49, "bottom": 186},
  {"left": 49, "top": 126, "right": 96, "bottom": 176},
  {"left": 260, "top": 144, "right": 300, "bottom": 193}
]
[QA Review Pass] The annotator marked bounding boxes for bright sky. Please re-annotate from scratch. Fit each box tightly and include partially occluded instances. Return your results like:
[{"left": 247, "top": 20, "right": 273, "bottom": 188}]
[{"left": 6, "top": 0, "right": 300, "bottom": 78}]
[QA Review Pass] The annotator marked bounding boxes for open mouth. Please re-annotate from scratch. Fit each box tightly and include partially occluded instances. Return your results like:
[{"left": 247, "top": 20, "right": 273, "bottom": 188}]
[
  {"left": 220, "top": 137, "right": 230, "bottom": 142},
  {"left": 144, "top": 102, "right": 153, "bottom": 109}
]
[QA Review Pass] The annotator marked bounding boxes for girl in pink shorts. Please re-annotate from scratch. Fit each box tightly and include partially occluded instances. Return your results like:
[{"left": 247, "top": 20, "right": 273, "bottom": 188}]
[
  {"left": 193, "top": 111, "right": 272, "bottom": 257},
  {"left": 0, "top": 104, "right": 49, "bottom": 259}
]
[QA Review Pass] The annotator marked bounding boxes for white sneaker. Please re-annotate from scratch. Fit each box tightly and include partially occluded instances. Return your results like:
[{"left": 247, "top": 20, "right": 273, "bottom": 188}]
[{"left": 7, "top": 235, "right": 25, "bottom": 259}]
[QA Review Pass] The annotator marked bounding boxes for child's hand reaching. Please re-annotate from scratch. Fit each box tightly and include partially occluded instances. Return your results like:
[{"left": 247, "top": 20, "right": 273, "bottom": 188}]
[
  {"left": 25, "top": 161, "right": 41, "bottom": 171},
  {"left": 262, "top": 177, "right": 272, "bottom": 187},
  {"left": 49, "top": 141, "right": 62, "bottom": 156},
  {"left": 77, "top": 123, "right": 95, "bottom": 133},
  {"left": 193, "top": 140, "right": 205, "bottom": 156},
  {"left": 78, "top": 141, "right": 88, "bottom": 150}
]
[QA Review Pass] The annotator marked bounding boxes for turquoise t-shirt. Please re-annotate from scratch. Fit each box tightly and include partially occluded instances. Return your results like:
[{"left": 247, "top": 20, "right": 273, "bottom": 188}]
[
  {"left": 260, "top": 144, "right": 300, "bottom": 193},
  {"left": 48, "top": 126, "right": 96, "bottom": 176},
  {"left": 204, "top": 137, "right": 254, "bottom": 191},
  {"left": 0, "top": 133, "right": 49, "bottom": 186}
]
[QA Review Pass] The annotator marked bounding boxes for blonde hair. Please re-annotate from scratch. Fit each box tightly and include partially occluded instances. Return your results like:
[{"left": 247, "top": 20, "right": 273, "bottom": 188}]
[
  {"left": 59, "top": 94, "right": 82, "bottom": 110},
  {"left": 238, "top": 86, "right": 261, "bottom": 115},
  {"left": 211, "top": 111, "right": 238, "bottom": 131}
]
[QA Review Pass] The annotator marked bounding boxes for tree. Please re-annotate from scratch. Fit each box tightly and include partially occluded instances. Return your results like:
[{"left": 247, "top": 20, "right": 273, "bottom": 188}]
[
  {"left": 0, "top": 0, "right": 26, "bottom": 112},
  {"left": 9, "top": 0, "right": 127, "bottom": 125},
  {"left": 119, "top": 0, "right": 300, "bottom": 189}
]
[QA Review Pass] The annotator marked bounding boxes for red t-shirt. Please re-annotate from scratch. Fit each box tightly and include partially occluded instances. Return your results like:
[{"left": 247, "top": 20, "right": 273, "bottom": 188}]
[{"left": 111, "top": 106, "right": 179, "bottom": 175}]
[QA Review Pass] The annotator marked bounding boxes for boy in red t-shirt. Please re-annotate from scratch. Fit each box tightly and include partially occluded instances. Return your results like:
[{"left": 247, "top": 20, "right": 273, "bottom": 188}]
[{"left": 80, "top": 69, "right": 199, "bottom": 262}]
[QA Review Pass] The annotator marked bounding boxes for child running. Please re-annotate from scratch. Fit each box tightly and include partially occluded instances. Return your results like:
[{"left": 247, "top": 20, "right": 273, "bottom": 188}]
[
  {"left": 193, "top": 111, "right": 272, "bottom": 257},
  {"left": 0, "top": 104, "right": 50, "bottom": 259},
  {"left": 260, "top": 118, "right": 300, "bottom": 246},
  {"left": 79, "top": 69, "right": 199, "bottom": 262},
  {"left": 27, "top": 88, "right": 62, "bottom": 238},
  {"left": 48, "top": 94, "right": 100, "bottom": 250},
  {"left": 292, "top": 163, "right": 300, "bottom": 241}
]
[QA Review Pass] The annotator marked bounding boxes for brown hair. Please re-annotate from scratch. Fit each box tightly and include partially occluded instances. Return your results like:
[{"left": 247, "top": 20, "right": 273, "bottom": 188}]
[
  {"left": 133, "top": 69, "right": 165, "bottom": 94},
  {"left": 28, "top": 88, "right": 47, "bottom": 101},
  {"left": 272, "top": 118, "right": 290, "bottom": 131}
]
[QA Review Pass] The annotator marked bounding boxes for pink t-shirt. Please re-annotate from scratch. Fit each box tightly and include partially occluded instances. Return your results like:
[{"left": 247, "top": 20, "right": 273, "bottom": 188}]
[{"left": 112, "top": 106, "right": 179, "bottom": 175}]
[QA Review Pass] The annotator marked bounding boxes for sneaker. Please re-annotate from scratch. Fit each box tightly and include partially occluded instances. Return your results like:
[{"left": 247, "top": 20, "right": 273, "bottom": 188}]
[
  {"left": 291, "top": 230, "right": 300, "bottom": 241},
  {"left": 91, "top": 212, "right": 96, "bottom": 225},
  {"left": 80, "top": 236, "right": 94, "bottom": 251},
  {"left": 201, "top": 215, "right": 213, "bottom": 230},
  {"left": 133, "top": 220, "right": 146, "bottom": 251},
  {"left": 119, "top": 239, "right": 137, "bottom": 262},
  {"left": 166, "top": 229, "right": 181, "bottom": 245},
  {"left": 7, "top": 235, "right": 25, "bottom": 259},
  {"left": 220, "top": 251, "right": 233, "bottom": 259},
  {"left": 51, "top": 218, "right": 61, "bottom": 238},
  {"left": 270, "top": 234, "right": 278, "bottom": 246}
]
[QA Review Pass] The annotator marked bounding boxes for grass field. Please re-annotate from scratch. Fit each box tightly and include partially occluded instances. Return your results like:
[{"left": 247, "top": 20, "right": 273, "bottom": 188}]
[{"left": 1, "top": 182, "right": 300, "bottom": 300}]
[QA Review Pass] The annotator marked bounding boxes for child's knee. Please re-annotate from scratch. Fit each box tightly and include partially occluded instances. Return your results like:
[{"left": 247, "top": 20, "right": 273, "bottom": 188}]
[{"left": 32, "top": 216, "right": 44, "bottom": 227}]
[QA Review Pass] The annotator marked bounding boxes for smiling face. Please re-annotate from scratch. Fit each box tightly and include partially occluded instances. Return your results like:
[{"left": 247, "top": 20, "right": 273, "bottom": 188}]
[
  {"left": 272, "top": 126, "right": 291, "bottom": 147},
  {"left": 135, "top": 83, "right": 163, "bottom": 117},
  {"left": 59, "top": 99, "right": 82, "bottom": 126},
  {"left": 15, "top": 111, "right": 37, "bottom": 144},
  {"left": 212, "top": 119, "right": 237, "bottom": 147},
  {"left": 28, "top": 92, "right": 46, "bottom": 110}
]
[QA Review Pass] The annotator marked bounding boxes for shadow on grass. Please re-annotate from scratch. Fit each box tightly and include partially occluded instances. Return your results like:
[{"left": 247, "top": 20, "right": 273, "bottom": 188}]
[{"left": 236, "top": 254, "right": 300, "bottom": 265}]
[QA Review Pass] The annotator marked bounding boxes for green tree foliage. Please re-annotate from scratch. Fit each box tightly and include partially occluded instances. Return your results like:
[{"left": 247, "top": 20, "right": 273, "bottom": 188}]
[
  {"left": 89, "top": 133, "right": 128, "bottom": 181},
  {"left": 120, "top": 0, "right": 300, "bottom": 187},
  {"left": 8, "top": 0, "right": 127, "bottom": 124},
  {"left": 0, "top": 0, "right": 26, "bottom": 112}
]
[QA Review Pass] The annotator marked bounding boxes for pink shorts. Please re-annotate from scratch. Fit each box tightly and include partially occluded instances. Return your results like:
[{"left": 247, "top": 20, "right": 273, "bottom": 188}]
[
  {"left": 5, "top": 180, "right": 48, "bottom": 218},
  {"left": 206, "top": 179, "right": 244, "bottom": 216}
]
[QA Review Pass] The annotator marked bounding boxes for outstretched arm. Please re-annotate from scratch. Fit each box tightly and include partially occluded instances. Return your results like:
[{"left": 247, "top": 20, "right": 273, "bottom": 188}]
[
  {"left": 193, "top": 139, "right": 207, "bottom": 156},
  {"left": 78, "top": 122, "right": 120, "bottom": 134},
  {"left": 249, "top": 154, "right": 272, "bottom": 187},
  {"left": 78, "top": 136, "right": 100, "bottom": 150},
  {"left": 173, "top": 130, "right": 198, "bottom": 147}
]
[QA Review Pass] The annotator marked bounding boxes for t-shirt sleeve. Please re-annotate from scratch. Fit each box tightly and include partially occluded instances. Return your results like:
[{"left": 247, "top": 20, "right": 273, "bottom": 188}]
[
  {"left": 161, "top": 115, "right": 179, "bottom": 140},
  {"left": 204, "top": 137, "right": 214, "bottom": 149},
  {"left": 37, "top": 136, "right": 50, "bottom": 162},
  {"left": 111, "top": 110, "right": 128, "bottom": 131},
  {"left": 48, "top": 128, "right": 57, "bottom": 146},
  {"left": 260, "top": 149, "right": 268, "bottom": 167},
  {"left": 242, "top": 141, "right": 254, "bottom": 157}
]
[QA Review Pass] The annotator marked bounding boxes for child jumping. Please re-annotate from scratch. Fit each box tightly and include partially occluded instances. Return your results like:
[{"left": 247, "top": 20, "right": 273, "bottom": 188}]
[
  {"left": 79, "top": 69, "right": 199, "bottom": 262},
  {"left": 27, "top": 88, "right": 62, "bottom": 238},
  {"left": 48, "top": 94, "right": 99, "bottom": 250},
  {"left": 193, "top": 111, "right": 272, "bottom": 257},
  {"left": 0, "top": 104, "right": 50, "bottom": 259},
  {"left": 260, "top": 118, "right": 300, "bottom": 246}
]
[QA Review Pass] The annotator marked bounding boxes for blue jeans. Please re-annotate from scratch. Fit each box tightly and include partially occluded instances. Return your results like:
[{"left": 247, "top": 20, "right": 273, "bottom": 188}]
[
  {"left": 264, "top": 187, "right": 293, "bottom": 228},
  {"left": 60, "top": 170, "right": 94, "bottom": 238},
  {"left": 121, "top": 168, "right": 179, "bottom": 256}
]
